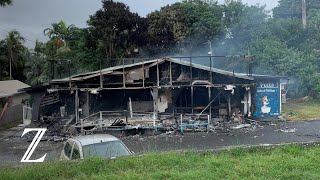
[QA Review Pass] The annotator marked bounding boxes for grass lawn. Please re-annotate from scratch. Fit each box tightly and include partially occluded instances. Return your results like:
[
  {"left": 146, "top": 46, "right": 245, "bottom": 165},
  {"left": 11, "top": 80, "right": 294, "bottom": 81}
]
[
  {"left": 282, "top": 100, "right": 320, "bottom": 121},
  {"left": 1, "top": 145, "right": 320, "bottom": 179}
]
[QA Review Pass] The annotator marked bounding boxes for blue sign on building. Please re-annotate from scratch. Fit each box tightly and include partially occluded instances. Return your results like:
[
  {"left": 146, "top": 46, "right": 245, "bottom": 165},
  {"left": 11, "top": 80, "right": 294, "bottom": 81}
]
[{"left": 254, "top": 81, "right": 281, "bottom": 117}]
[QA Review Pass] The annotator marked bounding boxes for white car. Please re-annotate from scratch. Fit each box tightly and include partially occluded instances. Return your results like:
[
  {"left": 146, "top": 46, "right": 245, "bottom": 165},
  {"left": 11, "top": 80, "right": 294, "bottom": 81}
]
[{"left": 60, "top": 134, "right": 133, "bottom": 160}]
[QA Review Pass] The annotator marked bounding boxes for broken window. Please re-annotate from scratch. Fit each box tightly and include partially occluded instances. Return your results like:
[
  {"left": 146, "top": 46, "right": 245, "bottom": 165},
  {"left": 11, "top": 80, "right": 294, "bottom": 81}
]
[
  {"left": 64, "top": 142, "right": 73, "bottom": 159},
  {"left": 71, "top": 144, "right": 81, "bottom": 160},
  {"left": 82, "top": 141, "right": 130, "bottom": 159}
]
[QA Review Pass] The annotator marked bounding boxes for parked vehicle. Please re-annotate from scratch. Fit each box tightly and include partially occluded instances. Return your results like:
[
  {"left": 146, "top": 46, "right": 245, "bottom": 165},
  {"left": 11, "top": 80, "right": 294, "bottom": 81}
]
[{"left": 60, "top": 134, "right": 132, "bottom": 160}]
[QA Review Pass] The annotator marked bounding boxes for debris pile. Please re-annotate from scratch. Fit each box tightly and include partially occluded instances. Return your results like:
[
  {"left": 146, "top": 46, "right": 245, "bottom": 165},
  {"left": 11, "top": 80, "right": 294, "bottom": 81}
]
[
  {"left": 209, "top": 120, "right": 264, "bottom": 136},
  {"left": 24, "top": 114, "right": 75, "bottom": 142}
]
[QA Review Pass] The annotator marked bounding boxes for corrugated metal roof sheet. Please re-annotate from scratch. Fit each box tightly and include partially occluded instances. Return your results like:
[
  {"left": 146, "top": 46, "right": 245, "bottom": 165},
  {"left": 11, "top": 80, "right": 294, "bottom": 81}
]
[
  {"left": 0, "top": 80, "right": 30, "bottom": 98},
  {"left": 52, "top": 58, "right": 254, "bottom": 83}
]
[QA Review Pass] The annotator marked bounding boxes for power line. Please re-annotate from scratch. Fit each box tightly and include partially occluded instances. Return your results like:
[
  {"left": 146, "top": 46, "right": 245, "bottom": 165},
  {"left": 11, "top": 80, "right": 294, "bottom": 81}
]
[{"left": 0, "top": 26, "right": 37, "bottom": 43}]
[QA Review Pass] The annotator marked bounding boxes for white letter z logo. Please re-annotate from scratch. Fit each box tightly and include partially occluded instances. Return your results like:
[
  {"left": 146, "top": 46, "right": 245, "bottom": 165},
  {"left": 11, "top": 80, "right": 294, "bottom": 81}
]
[{"left": 21, "top": 128, "right": 47, "bottom": 163}]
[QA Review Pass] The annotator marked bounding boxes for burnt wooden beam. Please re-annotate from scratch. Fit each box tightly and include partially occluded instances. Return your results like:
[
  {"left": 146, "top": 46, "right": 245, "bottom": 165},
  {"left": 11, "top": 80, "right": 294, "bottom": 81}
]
[
  {"left": 208, "top": 87, "right": 211, "bottom": 121},
  {"left": 142, "top": 63, "right": 145, "bottom": 88},
  {"left": 75, "top": 89, "right": 79, "bottom": 124},
  {"left": 191, "top": 86, "right": 194, "bottom": 114}
]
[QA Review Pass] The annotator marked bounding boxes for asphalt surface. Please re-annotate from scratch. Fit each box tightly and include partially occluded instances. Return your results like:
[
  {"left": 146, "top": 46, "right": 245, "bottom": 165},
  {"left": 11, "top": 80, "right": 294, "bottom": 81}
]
[{"left": 1, "top": 120, "right": 320, "bottom": 166}]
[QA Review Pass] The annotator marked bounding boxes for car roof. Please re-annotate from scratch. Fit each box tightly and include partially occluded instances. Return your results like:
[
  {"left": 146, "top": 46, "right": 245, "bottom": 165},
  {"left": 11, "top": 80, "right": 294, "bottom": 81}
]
[{"left": 71, "top": 134, "right": 120, "bottom": 146}]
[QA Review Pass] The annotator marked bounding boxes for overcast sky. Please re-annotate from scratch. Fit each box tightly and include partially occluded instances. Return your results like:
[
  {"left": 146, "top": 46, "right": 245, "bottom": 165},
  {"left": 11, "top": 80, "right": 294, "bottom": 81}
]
[{"left": 0, "top": 0, "right": 279, "bottom": 47}]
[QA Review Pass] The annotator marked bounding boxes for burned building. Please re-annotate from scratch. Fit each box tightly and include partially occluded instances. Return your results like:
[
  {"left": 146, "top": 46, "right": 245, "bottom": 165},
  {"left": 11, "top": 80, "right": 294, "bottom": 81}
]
[{"left": 24, "top": 57, "right": 287, "bottom": 134}]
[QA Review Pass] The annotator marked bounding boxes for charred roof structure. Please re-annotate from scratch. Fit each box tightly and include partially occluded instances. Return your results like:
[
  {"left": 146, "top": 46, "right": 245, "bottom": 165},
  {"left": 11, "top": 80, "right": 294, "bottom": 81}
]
[{"left": 24, "top": 57, "right": 287, "bottom": 135}]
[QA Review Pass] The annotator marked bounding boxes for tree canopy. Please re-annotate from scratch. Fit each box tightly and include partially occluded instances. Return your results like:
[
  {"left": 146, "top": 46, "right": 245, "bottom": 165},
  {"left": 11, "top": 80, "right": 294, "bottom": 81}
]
[
  {"left": 1, "top": 0, "right": 320, "bottom": 97},
  {"left": 0, "top": 0, "right": 12, "bottom": 7},
  {"left": 87, "top": 0, "right": 147, "bottom": 61}
]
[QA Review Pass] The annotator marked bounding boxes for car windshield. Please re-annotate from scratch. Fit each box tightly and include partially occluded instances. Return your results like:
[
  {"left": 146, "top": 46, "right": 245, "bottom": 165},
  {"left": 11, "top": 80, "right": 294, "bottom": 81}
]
[{"left": 82, "top": 140, "right": 130, "bottom": 159}]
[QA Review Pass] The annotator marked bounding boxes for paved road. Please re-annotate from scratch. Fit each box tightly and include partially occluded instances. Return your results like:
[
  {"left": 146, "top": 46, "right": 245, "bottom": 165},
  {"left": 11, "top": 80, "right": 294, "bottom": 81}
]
[
  {"left": 123, "top": 120, "right": 320, "bottom": 153},
  {"left": 1, "top": 120, "right": 320, "bottom": 166}
]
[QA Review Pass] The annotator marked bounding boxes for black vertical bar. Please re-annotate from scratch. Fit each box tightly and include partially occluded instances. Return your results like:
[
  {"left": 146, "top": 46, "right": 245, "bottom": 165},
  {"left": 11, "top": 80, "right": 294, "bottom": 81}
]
[
  {"left": 210, "top": 56, "right": 212, "bottom": 84},
  {"left": 190, "top": 57, "right": 193, "bottom": 114},
  {"left": 69, "top": 61, "right": 71, "bottom": 89},
  {"left": 208, "top": 87, "right": 211, "bottom": 121},
  {"left": 170, "top": 59, "right": 172, "bottom": 86},
  {"left": 191, "top": 86, "right": 194, "bottom": 114},
  {"left": 100, "top": 59, "right": 103, "bottom": 89},
  {"left": 250, "top": 60, "right": 252, "bottom": 76},
  {"left": 172, "top": 88, "right": 175, "bottom": 115},
  {"left": 123, "top": 58, "right": 125, "bottom": 88},
  {"left": 157, "top": 59, "right": 159, "bottom": 87},
  {"left": 232, "top": 56, "right": 235, "bottom": 84},
  {"left": 142, "top": 64, "right": 145, "bottom": 88},
  {"left": 190, "top": 57, "right": 193, "bottom": 85}
]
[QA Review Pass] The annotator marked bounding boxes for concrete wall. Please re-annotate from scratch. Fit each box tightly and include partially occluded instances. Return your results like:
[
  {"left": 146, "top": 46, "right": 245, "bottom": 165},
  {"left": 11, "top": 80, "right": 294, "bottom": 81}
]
[
  {"left": 0, "top": 104, "right": 23, "bottom": 127},
  {"left": 0, "top": 93, "right": 30, "bottom": 127},
  {"left": 11, "top": 93, "right": 30, "bottom": 106},
  {"left": 131, "top": 101, "right": 154, "bottom": 112}
]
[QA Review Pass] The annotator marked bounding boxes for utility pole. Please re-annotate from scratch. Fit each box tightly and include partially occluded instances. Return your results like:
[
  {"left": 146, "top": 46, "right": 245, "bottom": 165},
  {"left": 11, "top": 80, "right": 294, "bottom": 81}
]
[
  {"left": 205, "top": 40, "right": 213, "bottom": 56},
  {"left": 245, "top": 48, "right": 253, "bottom": 77},
  {"left": 48, "top": 59, "right": 56, "bottom": 80},
  {"left": 302, "top": 0, "right": 307, "bottom": 29},
  {"left": 9, "top": 48, "right": 13, "bottom": 80}
]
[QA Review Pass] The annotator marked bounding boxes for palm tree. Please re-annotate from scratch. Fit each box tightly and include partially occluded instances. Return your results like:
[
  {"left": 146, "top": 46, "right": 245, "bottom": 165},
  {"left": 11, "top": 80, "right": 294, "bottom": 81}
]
[
  {"left": 43, "top": 20, "right": 75, "bottom": 62},
  {"left": 24, "top": 55, "right": 50, "bottom": 85},
  {"left": 5, "top": 30, "right": 25, "bottom": 80},
  {"left": 0, "top": 0, "right": 12, "bottom": 7},
  {"left": 44, "top": 20, "right": 75, "bottom": 48},
  {"left": 34, "top": 40, "right": 45, "bottom": 56},
  {"left": 43, "top": 20, "right": 75, "bottom": 79}
]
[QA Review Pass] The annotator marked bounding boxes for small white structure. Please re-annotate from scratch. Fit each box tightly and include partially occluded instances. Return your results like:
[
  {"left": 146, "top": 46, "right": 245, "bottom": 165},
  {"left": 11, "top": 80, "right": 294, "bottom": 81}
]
[{"left": 0, "top": 80, "right": 31, "bottom": 126}]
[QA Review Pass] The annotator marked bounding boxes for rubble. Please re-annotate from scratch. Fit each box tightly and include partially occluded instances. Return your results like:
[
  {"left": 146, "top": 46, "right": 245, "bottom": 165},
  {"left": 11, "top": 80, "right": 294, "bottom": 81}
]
[
  {"left": 24, "top": 114, "right": 75, "bottom": 141},
  {"left": 231, "top": 124, "right": 251, "bottom": 130},
  {"left": 279, "top": 128, "right": 297, "bottom": 133}
]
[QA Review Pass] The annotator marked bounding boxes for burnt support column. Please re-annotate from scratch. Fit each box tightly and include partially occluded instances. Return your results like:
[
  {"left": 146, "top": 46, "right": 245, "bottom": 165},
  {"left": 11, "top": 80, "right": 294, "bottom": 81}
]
[
  {"left": 75, "top": 89, "right": 79, "bottom": 123},
  {"left": 151, "top": 87, "right": 159, "bottom": 120},
  {"left": 100, "top": 72, "right": 103, "bottom": 89},
  {"left": 142, "top": 64, "right": 145, "bottom": 88},
  {"left": 172, "top": 88, "right": 175, "bottom": 115},
  {"left": 83, "top": 91, "right": 90, "bottom": 117},
  {"left": 228, "top": 93, "right": 232, "bottom": 119},
  {"left": 248, "top": 87, "right": 252, "bottom": 117},
  {"left": 191, "top": 86, "right": 194, "bottom": 114},
  {"left": 210, "top": 56, "right": 212, "bottom": 84},
  {"left": 243, "top": 92, "right": 248, "bottom": 116},
  {"left": 100, "top": 59, "right": 103, "bottom": 89},
  {"left": 190, "top": 57, "right": 193, "bottom": 85},
  {"left": 208, "top": 87, "right": 212, "bottom": 122},
  {"left": 170, "top": 60, "right": 173, "bottom": 86},
  {"left": 31, "top": 92, "right": 46, "bottom": 121},
  {"left": 157, "top": 59, "right": 160, "bottom": 87}
]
